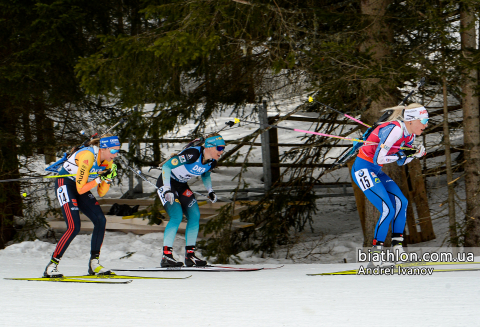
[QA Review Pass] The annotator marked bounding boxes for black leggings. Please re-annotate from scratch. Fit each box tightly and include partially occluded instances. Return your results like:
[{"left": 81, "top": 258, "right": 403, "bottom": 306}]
[{"left": 52, "top": 178, "right": 106, "bottom": 259}]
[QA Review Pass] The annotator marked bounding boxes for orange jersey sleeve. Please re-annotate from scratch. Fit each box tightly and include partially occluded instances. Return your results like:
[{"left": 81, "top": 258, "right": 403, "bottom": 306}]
[
  {"left": 75, "top": 151, "right": 99, "bottom": 195},
  {"left": 96, "top": 160, "right": 113, "bottom": 197}
]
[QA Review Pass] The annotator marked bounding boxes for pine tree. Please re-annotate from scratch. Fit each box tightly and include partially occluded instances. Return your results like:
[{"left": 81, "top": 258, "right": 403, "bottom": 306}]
[{"left": 0, "top": 0, "right": 130, "bottom": 246}]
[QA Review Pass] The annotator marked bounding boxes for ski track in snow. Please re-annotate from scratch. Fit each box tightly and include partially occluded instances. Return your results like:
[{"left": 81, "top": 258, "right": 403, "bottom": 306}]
[{"left": 1, "top": 235, "right": 479, "bottom": 327}]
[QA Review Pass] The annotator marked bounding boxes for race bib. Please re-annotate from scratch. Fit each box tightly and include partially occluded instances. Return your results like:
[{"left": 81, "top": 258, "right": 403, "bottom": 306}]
[
  {"left": 157, "top": 188, "right": 166, "bottom": 206},
  {"left": 354, "top": 169, "right": 374, "bottom": 191},
  {"left": 56, "top": 185, "right": 70, "bottom": 206},
  {"left": 157, "top": 187, "right": 173, "bottom": 206}
]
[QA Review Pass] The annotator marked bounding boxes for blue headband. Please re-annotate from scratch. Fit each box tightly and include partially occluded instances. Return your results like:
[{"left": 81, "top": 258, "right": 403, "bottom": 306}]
[
  {"left": 204, "top": 135, "right": 225, "bottom": 148},
  {"left": 99, "top": 136, "right": 120, "bottom": 148}
]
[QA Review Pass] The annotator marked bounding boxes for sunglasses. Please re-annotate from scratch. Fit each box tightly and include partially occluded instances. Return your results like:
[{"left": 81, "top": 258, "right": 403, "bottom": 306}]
[
  {"left": 109, "top": 148, "right": 120, "bottom": 154},
  {"left": 420, "top": 118, "right": 429, "bottom": 124},
  {"left": 216, "top": 146, "right": 225, "bottom": 152}
]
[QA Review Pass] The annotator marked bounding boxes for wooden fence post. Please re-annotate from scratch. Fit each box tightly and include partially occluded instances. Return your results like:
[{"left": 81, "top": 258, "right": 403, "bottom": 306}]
[
  {"left": 259, "top": 100, "right": 272, "bottom": 191},
  {"left": 268, "top": 116, "right": 281, "bottom": 184}
]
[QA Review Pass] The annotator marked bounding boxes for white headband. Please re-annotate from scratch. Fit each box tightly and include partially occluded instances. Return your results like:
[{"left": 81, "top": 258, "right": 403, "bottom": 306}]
[{"left": 404, "top": 106, "right": 428, "bottom": 121}]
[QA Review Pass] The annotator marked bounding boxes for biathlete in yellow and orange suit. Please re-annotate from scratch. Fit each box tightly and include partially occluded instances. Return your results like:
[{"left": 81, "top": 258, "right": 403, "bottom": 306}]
[{"left": 43, "top": 135, "right": 120, "bottom": 277}]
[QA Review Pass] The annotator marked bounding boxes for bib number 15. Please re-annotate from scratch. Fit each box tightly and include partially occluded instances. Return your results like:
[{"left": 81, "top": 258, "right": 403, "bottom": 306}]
[{"left": 354, "top": 169, "right": 374, "bottom": 191}]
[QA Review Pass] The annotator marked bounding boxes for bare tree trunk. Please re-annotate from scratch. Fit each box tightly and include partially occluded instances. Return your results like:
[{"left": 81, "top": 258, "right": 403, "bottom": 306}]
[
  {"left": 442, "top": 76, "right": 458, "bottom": 246},
  {"left": 460, "top": 6, "right": 480, "bottom": 246},
  {"left": 359, "top": 0, "right": 396, "bottom": 247},
  {"left": 407, "top": 160, "right": 435, "bottom": 241}
]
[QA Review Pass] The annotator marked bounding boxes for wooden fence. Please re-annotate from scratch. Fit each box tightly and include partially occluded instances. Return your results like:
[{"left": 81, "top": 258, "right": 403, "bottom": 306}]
[
  {"left": 46, "top": 199, "right": 254, "bottom": 235},
  {"left": 114, "top": 104, "right": 462, "bottom": 243}
]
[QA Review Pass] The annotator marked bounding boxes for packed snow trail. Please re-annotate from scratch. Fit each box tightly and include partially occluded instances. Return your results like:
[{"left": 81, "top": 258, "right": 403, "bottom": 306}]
[{"left": 1, "top": 237, "right": 479, "bottom": 327}]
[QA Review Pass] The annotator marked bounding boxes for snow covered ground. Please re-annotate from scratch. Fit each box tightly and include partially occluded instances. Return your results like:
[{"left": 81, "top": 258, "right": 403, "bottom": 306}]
[{"left": 1, "top": 235, "right": 479, "bottom": 327}]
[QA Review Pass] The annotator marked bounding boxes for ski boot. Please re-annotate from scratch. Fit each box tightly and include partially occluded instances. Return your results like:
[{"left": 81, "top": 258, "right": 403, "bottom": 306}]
[
  {"left": 392, "top": 234, "right": 407, "bottom": 262},
  {"left": 44, "top": 258, "right": 63, "bottom": 278},
  {"left": 366, "top": 241, "right": 384, "bottom": 268},
  {"left": 88, "top": 256, "right": 114, "bottom": 275},
  {"left": 161, "top": 246, "right": 184, "bottom": 267},
  {"left": 185, "top": 246, "right": 207, "bottom": 267}
]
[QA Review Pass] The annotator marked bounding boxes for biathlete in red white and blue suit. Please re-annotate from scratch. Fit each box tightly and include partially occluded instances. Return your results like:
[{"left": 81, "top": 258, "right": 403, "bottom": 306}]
[{"left": 351, "top": 103, "right": 429, "bottom": 266}]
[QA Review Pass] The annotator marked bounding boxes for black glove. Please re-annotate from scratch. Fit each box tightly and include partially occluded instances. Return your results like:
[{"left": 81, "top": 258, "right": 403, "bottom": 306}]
[
  {"left": 403, "top": 148, "right": 417, "bottom": 157},
  {"left": 208, "top": 191, "right": 217, "bottom": 203},
  {"left": 99, "top": 164, "right": 117, "bottom": 184},
  {"left": 98, "top": 168, "right": 112, "bottom": 177}
]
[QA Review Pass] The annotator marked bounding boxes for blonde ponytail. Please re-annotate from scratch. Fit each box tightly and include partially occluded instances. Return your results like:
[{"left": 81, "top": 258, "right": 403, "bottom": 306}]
[
  {"left": 377, "top": 105, "right": 406, "bottom": 123},
  {"left": 87, "top": 133, "right": 114, "bottom": 147}
]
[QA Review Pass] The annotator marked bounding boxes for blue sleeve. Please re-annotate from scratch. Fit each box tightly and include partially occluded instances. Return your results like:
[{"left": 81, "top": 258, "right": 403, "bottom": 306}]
[
  {"left": 201, "top": 171, "right": 213, "bottom": 192},
  {"left": 161, "top": 158, "right": 177, "bottom": 189}
]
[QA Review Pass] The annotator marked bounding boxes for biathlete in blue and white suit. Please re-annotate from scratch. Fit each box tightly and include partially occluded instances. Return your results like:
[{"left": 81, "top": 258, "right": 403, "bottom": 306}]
[
  {"left": 351, "top": 103, "right": 428, "bottom": 266},
  {"left": 156, "top": 133, "right": 226, "bottom": 267}
]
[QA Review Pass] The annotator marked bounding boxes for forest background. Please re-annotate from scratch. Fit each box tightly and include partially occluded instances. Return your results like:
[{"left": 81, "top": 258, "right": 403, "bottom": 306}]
[{"left": 1, "top": 0, "right": 480, "bottom": 262}]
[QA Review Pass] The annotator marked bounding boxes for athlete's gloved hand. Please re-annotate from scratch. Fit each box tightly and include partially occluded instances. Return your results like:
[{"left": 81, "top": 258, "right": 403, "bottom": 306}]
[
  {"left": 411, "top": 144, "right": 426, "bottom": 158},
  {"left": 402, "top": 148, "right": 417, "bottom": 157},
  {"left": 99, "top": 164, "right": 117, "bottom": 184},
  {"left": 208, "top": 190, "right": 217, "bottom": 203},
  {"left": 160, "top": 187, "right": 175, "bottom": 205}
]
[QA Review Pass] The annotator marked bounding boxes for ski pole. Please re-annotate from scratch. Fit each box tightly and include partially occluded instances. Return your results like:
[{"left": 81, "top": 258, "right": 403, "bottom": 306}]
[
  {"left": 307, "top": 97, "right": 371, "bottom": 128},
  {"left": 236, "top": 119, "right": 413, "bottom": 151},
  {"left": 192, "top": 190, "right": 232, "bottom": 203},
  {"left": 119, "top": 155, "right": 160, "bottom": 190},
  {"left": 216, "top": 120, "right": 236, "bottom": 133},
  {"left": 119, "top": 155, "right": 232, "bottom": 203},
  {"left": 44, "top": 172, "right": 100, "bottom": 179},
  {"left": 99, "top": 116, "right": 130, "bottom": 138},
  {"left": 158, "top": 120, "right": 237, "bottom": 167},
  {"left": 74, "top": 115, "right": 130, "bottom": 157},
  {"left": 398, "top": 77, "right": 425, "bottom": 105},
  {"left": 0, "top": 172, "right": 100, "bottom": 183},
  {"left": 308, "top": 77, "right": 425, "bottom": 129},
  {"left": 139, "top": 172, "right": 231, "bottom": 202}
]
